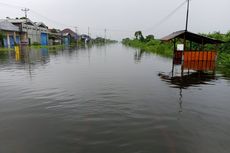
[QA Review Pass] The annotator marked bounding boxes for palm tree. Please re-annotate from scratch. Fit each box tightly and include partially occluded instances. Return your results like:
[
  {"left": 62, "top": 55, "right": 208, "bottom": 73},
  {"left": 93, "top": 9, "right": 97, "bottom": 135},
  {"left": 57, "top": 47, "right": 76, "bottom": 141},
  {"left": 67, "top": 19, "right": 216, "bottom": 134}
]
[{"left": 134, "top": 31, "right": 144, "bottom": 41}]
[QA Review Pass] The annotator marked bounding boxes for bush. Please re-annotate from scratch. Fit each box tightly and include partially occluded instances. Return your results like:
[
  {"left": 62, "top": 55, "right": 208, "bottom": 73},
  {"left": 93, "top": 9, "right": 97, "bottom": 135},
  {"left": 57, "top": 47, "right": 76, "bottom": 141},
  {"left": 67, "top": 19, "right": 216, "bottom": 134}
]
[{"left": 32, "top": 42, "right": 41, "bottom": 46}]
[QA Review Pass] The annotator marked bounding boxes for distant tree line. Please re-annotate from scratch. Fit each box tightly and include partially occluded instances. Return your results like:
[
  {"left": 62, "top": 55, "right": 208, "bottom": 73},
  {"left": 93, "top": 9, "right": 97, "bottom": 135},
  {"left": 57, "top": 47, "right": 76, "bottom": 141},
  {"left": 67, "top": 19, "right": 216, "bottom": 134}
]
[
  {"left": 122, "top": 31, "right": 173, "bottom": 57},
  {"left": 92, "top": 37, "right": 117, "bottom": 44}
]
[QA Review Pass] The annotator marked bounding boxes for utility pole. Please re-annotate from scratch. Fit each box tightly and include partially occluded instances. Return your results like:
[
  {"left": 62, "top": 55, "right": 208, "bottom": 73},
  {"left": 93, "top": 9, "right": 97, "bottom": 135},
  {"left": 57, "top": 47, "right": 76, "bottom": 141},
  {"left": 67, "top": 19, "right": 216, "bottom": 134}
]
[
  {"left": 21, "top": 8, "right": 30, "bottom": 45},
  {"left": 185, "top": 0, "right": 190, "bottom": 31},
  {"left": 74, "top": 26, "right": 78, "bottom": 35},
  {"left": 104, "top": 28, "right": 107, "bottom": 43},
  {"left": 88, "top": 27, "right": 90, "bottom": 37},
  {"left": 74, "top": 26, "right": 78, "bottom": 45}
]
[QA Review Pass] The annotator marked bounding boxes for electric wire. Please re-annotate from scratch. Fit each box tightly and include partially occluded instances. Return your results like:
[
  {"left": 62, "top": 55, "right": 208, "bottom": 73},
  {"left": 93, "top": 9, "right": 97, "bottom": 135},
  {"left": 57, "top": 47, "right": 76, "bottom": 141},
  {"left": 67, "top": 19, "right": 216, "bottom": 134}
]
[
  {"left": 143, "top": 0, "right": 189, "bottom": 32},
  {"left": 0, "top": 1, "right": 191, "bottom": 36}
]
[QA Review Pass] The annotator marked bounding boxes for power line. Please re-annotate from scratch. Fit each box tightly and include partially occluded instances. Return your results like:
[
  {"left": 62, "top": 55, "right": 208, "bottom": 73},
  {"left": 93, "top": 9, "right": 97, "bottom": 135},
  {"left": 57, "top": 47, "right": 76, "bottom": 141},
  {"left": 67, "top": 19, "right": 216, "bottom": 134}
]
[
  {"left": 0, "top": 1, "right": 74, "bottom": 28},
  {"left": 29, "top": 10, "right": 74, "bottom": 28},
  {"left": 0, "top": 0, "right": 192, "bottom": 38},
  {"left": 0, "top": 1, "right": 23, "bottom": 9},
  {"left": 143, "top": 0, "right": 188, "bottom": 32},
  {"left": 0, "top": 1, "right": 135, "bottom": 35}
]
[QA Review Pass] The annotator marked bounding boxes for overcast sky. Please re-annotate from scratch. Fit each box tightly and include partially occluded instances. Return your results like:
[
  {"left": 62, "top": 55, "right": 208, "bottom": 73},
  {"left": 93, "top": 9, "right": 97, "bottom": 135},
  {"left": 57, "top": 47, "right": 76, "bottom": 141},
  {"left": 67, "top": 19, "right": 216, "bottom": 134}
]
[{"left": 0, "top": 0, "right": 230, "bottom": 40}]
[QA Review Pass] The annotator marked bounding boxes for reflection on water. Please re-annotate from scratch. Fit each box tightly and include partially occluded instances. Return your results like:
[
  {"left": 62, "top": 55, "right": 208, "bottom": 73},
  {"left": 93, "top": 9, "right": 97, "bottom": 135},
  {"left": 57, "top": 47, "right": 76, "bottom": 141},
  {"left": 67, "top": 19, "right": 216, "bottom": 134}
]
[
  {"left": 134, "top": 50, "right": 145, "bottom": 63},
  {"left": 161, "top": 57, "right": 217, "bottom": 89},
  {"left": 159, "top": 58, "right": 218, "bottom": 114},
  {"left": 0, "top": 44, "right": 94, "bottom": 67},
  {"left": 159, "top": 71, "right": 216, "bottom": 89},
  {"left": 1, "top": 45, "right": 230, "bottom": 153},
  {"left": 0, "top": 46, "right": 50, "bottom": 65}
]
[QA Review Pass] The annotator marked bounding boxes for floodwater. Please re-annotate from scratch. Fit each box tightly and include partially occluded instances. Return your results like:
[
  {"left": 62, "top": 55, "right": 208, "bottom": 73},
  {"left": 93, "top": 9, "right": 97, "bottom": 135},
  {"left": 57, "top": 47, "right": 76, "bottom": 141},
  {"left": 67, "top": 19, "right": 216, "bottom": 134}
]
[{"left": 0, "top": 44, "right": 230, "bottom": 153}]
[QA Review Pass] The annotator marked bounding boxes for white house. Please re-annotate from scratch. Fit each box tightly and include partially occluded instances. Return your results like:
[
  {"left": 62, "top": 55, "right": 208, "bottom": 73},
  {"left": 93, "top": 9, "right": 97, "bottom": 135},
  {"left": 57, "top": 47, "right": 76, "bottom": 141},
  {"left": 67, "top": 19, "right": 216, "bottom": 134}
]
[
  {"left": 0, "top": 19, "right": 20, "bottom": 48},
  {"left": 7, "top": 18, "right": 48, "bottom": 45}
]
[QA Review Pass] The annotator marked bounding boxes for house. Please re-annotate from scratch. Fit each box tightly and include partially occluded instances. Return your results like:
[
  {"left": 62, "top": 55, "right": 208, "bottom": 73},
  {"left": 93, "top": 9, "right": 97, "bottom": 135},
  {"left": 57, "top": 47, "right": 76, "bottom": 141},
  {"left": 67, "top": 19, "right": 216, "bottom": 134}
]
[
  {"left": 35, "top": 22, "right": 49, "bottom": 46},
  {"left": 80, "top": 34, "right": 91, "bottom": 43},
  {"left": 61, "top": 28, "right": 79, "bottom": 45},
  {"left": 7, "top": 18, "right": 48, "bottom": 46},
  {"left": 48, "top": 28, "right": 62, "bottom": 45},
  {"left": 0, "top": 19, "right": 21, "bottom": 48}
]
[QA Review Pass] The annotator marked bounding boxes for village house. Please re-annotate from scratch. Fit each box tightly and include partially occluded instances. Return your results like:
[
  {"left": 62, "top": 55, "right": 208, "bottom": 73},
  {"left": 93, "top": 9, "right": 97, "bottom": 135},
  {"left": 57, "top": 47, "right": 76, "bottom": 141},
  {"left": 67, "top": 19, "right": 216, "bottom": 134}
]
[
  {"left": 80, "top": 34, "right": 91, "bottom": 43},
  {"left": 48, "top": 28, "right": 62, "bottom": 45},
  {"left": 0, "top": 19, "right": 21, "bottom": 48},
  {"left": 7, "top": 18, "right": 48, "bottom": 46},
  {"left": 61, "top": 28, "right": 79, "bottom": 45},
  {"left": 35, "top": 22, "right": 49, "bottom": 45}
]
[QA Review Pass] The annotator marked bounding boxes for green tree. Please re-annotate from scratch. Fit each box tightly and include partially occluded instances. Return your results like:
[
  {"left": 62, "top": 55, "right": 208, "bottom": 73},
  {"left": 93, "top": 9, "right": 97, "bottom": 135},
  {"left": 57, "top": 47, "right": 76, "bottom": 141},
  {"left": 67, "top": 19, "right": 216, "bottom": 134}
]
[
  {"left": 145, "top": 35, "right": 155, "bottom": 42},
  {"left": 134, "top": 31, "right": 145, "bottom": 41}
]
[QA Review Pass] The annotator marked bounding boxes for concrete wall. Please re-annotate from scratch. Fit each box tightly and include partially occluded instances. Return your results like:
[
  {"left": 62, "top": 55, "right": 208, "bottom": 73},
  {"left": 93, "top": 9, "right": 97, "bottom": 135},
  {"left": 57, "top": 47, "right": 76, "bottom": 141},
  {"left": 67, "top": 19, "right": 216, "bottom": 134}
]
[
  {"left": 22, "top": 24, "right": 48, "bottom": 45},
  {"left": 2, "top": 31, "right": 20, "bottom": 48}
]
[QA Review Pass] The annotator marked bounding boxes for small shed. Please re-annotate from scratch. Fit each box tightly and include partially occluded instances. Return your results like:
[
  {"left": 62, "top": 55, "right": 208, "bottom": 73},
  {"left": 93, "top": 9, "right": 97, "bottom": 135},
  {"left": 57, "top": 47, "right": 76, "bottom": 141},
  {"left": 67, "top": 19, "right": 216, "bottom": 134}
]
[{"left": 161, "top": 30, "right": 224, "bottom": 71}]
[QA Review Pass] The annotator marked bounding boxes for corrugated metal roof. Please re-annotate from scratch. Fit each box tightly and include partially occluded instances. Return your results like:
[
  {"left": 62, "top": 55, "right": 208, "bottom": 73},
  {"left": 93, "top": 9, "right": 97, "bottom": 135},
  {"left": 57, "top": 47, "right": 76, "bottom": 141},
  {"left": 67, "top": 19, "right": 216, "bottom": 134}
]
[
  {"left": 35, "top": 22, "right": 48, "bottom": 28},
  {"left": 7, "top": 18, "right": 35, "bottom": 26},
  {"left": 161, "top": 30, "right": 224, "bottom": 44},
  {"left": 0, "top": 19, "right": 19, "bottom": 32},
  {"left": 61, "top": 28, "right": 78, "bottom": 39}
]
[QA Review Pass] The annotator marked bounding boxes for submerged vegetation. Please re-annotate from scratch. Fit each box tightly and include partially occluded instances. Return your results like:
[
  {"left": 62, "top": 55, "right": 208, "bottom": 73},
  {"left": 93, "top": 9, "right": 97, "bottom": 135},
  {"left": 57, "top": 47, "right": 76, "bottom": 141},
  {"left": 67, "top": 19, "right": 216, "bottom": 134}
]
[
  {"left": 122, "top": 31, "right": 173, "bottom": 57},
  {"left": 122, "top": 31, "right": 230, "bottom": 76},
  {"left": 92, "top": 37, "right": 118, "bottom": 44},
  {"left": 200, "top": 31, "right": 230, "bottom": 76}
]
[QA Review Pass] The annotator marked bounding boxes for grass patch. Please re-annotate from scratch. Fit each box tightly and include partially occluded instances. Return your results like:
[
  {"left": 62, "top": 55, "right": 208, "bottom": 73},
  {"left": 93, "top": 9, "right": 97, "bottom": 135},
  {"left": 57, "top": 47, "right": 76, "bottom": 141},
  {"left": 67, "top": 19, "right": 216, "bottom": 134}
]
[{"left": 122, "top": 39, "right": 173, "bottom": 58}]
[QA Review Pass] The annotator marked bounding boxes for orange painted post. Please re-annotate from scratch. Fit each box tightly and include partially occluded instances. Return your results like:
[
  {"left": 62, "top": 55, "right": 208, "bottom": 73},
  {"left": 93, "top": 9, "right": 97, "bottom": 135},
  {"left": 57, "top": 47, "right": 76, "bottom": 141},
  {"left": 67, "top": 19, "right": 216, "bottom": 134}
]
[{"left": 196, "top": 52, "right": 199, "bottom": 61}]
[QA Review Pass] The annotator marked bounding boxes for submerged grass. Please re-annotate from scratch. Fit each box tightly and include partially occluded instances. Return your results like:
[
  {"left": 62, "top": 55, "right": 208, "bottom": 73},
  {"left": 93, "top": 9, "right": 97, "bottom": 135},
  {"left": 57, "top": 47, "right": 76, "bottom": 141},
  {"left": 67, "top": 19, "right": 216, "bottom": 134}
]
[
  {"left": 122, "top": 39, "right": 173, "bottom": 58},
  {"left": 122, "top": 38, "right": 230, "bottom": 77}
]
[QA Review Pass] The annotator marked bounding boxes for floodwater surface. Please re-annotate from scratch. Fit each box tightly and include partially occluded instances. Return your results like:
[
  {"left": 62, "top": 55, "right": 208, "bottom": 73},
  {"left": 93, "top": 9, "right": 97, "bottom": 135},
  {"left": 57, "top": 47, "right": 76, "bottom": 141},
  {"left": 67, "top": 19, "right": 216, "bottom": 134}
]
[{"left": 0, "top": 44, "right": 230, "bottom": 153}]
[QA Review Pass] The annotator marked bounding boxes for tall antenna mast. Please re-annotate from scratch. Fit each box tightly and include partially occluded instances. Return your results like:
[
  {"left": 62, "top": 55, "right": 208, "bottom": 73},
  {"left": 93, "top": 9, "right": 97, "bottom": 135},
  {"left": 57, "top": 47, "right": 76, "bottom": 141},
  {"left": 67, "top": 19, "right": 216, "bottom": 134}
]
[
  {"left": 21, "top": 8, "right": 30, "bottom": 18},
  {"left": 185, "top": 0, "right": 190, "bottom": 31},
  {"left": 21, "top": 8, "right": 30, "bottom": 43}
]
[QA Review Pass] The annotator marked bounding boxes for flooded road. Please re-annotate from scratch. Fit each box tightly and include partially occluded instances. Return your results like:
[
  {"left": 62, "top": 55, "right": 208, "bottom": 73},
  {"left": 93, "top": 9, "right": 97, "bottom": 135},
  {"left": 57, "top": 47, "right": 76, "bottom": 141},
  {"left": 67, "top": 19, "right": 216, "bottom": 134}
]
[{"left": 0, "top": 44, "right": 230, "bottom": 153}]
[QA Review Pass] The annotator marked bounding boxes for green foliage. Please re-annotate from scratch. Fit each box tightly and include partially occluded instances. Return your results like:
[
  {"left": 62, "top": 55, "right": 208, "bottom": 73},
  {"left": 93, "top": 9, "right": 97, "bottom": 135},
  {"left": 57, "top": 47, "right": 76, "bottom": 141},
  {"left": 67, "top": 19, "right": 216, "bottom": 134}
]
[
  {"left": 122, "top": 36, "right": 173, "bottom": 57},
  {"left": 124, "top": 31, "right": 230, "bottom": 77},
  {"left": 32, "top": 42, "right": 41, "bottom": 46},
  {"left": 134, "top": 31, "right": 145, "bottom": 42},
  {"left": 145, "top": 35, "right": 155, "bottom": 42},
  {"left": 92, "top": 37, "right": 117, "bottom": 44},
  {"left": 202, "top": 31, "right": 230, "bottom": 53}
]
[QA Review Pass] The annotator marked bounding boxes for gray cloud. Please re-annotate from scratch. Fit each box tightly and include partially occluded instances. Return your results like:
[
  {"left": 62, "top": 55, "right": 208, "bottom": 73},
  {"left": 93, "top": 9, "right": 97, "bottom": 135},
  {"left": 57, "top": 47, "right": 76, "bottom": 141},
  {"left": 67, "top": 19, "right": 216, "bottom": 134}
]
[{"left": 0, "top": 0, "right": 229, "bottom": 40}]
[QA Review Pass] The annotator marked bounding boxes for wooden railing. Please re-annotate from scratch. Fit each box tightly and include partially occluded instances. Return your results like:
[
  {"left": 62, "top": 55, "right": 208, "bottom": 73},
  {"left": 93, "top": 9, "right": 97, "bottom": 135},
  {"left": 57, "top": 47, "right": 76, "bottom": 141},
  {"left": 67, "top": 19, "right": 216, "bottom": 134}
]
[{"left": 184, "top": 51, "right": 217, "bottom": 61}]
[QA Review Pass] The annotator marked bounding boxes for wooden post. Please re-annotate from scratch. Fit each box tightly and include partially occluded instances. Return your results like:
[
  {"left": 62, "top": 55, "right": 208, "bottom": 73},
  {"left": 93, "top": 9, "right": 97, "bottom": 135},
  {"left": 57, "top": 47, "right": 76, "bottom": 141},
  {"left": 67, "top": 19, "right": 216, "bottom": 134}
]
[{"left": 173, "top": 39, "right": 176, "bottom": 58}]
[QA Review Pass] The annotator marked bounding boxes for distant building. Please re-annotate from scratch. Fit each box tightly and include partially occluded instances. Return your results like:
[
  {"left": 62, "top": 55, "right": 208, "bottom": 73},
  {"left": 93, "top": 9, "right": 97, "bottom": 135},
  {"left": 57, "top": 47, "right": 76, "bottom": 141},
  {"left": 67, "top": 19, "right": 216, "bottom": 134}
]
[
  {"left": 35, "top": 22, "right": 49, "bottom": 46},
  {"left": 7, "top": 18, "right": 48, "bottom": 46},
  {"left": 0, "top": 19, "right": 20, "bottom": 48},
  {"left": 61, "top": 28, "right": 79, "bottom": 45},
  {"left": 48, "top": 28, "right": 62, "bottom": 45},
  {"left": 80, "top": 34, "right": 91, "bottom": 43}
]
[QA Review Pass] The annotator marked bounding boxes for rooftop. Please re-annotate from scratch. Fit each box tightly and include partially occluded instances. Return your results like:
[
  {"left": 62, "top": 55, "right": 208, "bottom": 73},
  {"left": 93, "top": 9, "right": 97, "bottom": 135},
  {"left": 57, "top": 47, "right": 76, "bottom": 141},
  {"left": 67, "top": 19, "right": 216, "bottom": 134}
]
[
  {"left": 161, "top": 30, "right": 224, "bottom": 44},
  {"left": 0, "top": 19, "right": 19, "bottom": 32},
  {"left": 7, "top": 18, "right": 36, "bottom": 26}
]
